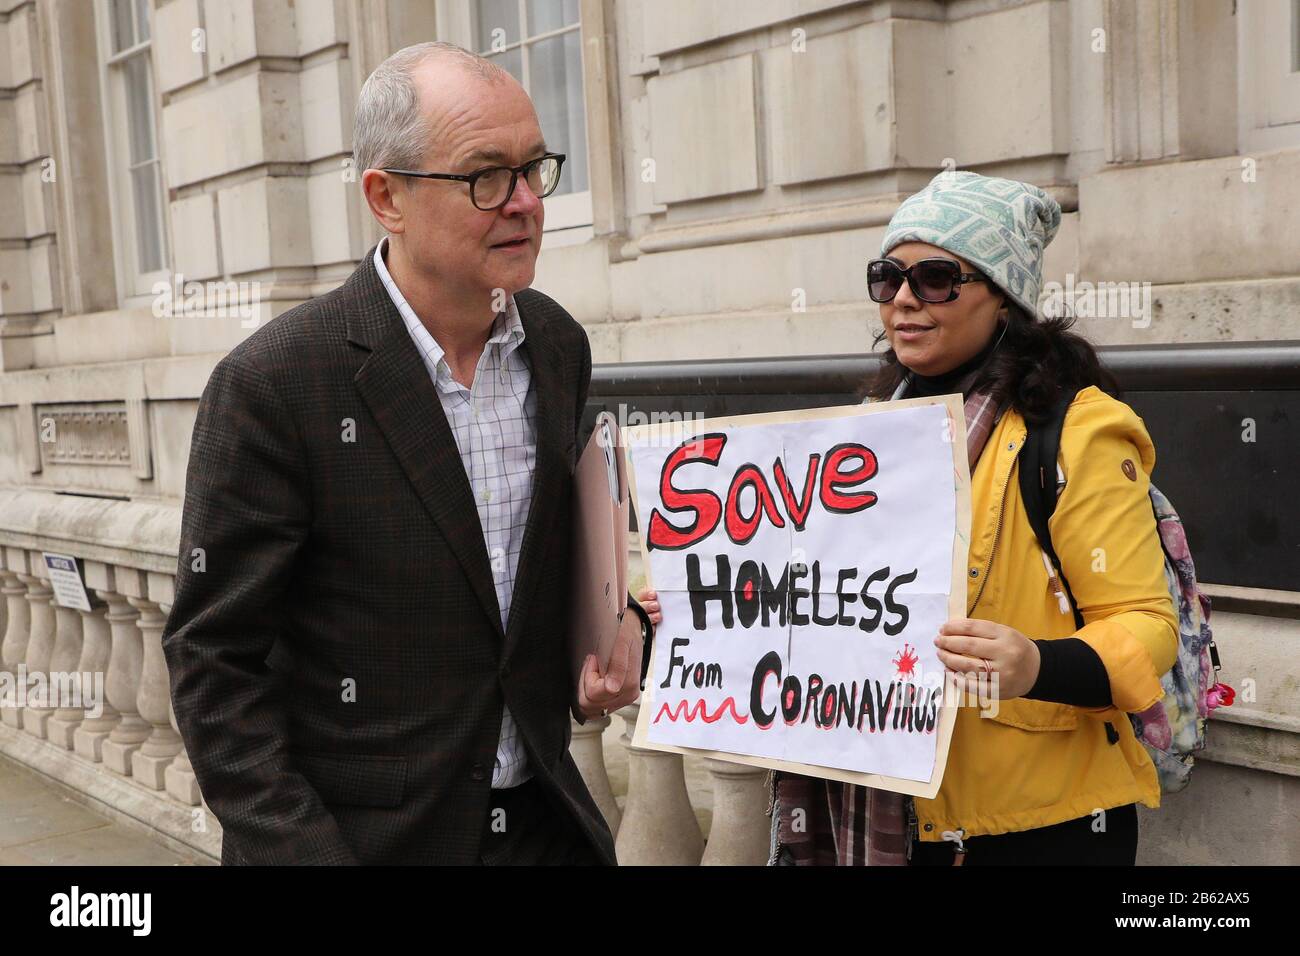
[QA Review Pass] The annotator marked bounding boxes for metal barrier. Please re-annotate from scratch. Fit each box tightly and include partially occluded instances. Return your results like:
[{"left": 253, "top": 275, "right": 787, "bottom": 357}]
[{"left": 586, "top": 341, "right": 1300, "bottom": 592}]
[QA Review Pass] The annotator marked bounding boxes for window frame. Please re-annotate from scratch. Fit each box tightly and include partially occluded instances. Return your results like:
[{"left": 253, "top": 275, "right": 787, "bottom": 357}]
[
  {"left": 439, "top": 0, "right": 594, "bottom": 234},
  {"left": 1238, "top": 0, "right": 1300, "bottom": 153},
  {"left": 95, "top": 0, "right": 172, "bottom": 303}
]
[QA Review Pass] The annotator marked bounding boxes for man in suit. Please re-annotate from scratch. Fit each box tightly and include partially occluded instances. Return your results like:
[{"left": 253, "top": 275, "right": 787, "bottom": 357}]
[{"left": 162, "top": 42, "right": 648, "bottom": 865}]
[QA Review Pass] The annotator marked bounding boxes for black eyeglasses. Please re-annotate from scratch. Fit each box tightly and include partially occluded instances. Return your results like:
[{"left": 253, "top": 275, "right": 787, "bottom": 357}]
[
  {"left": 867, "top": 257, "right": 986, "bottom": 304},
  {"left": 380, "top": 152, "right": 566, "bottom": 211}
]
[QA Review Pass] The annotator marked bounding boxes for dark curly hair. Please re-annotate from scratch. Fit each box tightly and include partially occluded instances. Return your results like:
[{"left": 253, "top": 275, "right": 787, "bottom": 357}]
[{"left": 864, "top": 302, "right": 1120, "bottom": 424}]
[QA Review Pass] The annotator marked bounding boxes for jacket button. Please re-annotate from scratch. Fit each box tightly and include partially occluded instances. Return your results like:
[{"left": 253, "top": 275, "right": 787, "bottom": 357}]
[
  {"left": 471, "top": 763, "right": 487, "bottom": 781},
  {"left": 923, "top": 823, "right": 934, "bottom": 832},
  {"left": 969, "top": 568, "right": 979, "bottom": 578}
]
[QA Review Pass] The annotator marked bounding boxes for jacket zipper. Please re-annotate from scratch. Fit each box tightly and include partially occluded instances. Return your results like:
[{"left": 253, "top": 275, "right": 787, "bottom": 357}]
[
  {"left": 905, "top": 797, "right": 918, "bottom": 862},
  {"left": 968, "top": 441, "right": 1019, "bottom": 616}
]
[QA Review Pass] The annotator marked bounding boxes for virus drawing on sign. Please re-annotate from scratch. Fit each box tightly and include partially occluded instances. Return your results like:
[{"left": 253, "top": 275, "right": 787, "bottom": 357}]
[{"left": 893, "top": 643, "right": 919, "bottom": 681}]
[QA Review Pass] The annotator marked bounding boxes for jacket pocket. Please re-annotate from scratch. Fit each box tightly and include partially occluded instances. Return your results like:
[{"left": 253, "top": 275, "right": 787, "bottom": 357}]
[
  {"left": 290, "top": 751, "right": 408, "bottom": 808},
  {"left": 986, "top": 697, "right": 1079, "bottom": 732}
]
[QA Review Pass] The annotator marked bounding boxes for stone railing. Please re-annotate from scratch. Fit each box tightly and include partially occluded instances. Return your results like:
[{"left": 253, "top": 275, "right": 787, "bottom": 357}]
[
  {"left": 8, "top": 486, "right": 1291, "bottom": 865},
  {"left": 569, "top": 703, "right": 772, "bottom": 866},
  {"left": 0, "top": 489, "right": 774, "bottom": 864},
  {"left": 0, "top": 488, "right": 217, "bottom": 859}
]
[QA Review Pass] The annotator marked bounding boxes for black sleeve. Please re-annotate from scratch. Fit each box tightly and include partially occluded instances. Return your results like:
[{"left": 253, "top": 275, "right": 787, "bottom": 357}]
[{"left": 1023, "top": 638, "right": 1113, "bottom": 708}]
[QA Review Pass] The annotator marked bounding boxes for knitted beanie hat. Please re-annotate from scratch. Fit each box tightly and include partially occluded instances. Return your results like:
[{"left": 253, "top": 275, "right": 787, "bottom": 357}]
[{"left": 880, "top": 170, "right": 1061, "bottom": 318}]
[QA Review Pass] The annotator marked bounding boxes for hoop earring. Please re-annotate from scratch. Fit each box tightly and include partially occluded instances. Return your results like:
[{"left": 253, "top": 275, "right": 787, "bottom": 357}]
[{"left": 989, "top": 313, "right": 1011, "bottom": 354}]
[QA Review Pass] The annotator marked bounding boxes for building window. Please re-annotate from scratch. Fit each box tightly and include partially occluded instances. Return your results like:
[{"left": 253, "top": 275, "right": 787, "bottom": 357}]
[
  {"left": 1239, "top": 0, "right": 1300, "bottom": 152},
  {"left": 473, "top": 0, "right": 591, "bottom": 231},
  {"left": 98, "top": 0, "right": 168, "bottom": 298}
]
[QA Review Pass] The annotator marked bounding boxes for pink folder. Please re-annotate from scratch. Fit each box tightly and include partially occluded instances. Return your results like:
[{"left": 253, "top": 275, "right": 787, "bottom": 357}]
[{"left": 570, "top": 411, "right": 629, "bottom": 675}]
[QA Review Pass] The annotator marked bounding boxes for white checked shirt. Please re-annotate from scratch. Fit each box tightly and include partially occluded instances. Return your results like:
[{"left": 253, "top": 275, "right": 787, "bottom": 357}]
[{"left": 374, "top": 238, "right": 536, "bottom": 789}]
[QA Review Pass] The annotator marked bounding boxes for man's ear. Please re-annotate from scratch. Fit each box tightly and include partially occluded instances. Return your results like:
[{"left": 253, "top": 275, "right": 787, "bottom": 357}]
[{"left": 361, "top": 168, "right": 406, "bottom": 235}]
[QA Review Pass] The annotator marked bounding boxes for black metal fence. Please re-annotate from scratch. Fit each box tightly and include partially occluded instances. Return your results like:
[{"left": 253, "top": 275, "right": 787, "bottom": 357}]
[{"left": 585, "top": 341, "right": 1300, "bottom": 593}]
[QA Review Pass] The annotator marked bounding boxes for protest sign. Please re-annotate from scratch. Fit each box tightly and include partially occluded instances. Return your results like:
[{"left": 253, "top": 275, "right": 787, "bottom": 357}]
[{"left": 625, "top": 395, "right": 970, "bottom": 797}]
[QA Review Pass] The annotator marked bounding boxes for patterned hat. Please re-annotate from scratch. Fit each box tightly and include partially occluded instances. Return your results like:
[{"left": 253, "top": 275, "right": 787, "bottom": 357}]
[{"left": 880, "top": 170, "right": 1061, "bottom": 318}]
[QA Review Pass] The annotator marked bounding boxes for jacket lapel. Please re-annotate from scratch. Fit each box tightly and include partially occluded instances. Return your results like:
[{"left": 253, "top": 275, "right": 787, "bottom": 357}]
[
  {"left": 345, "top": 250, "right": 505, "bottom": 638},
  {"left": 502, "top": 296, "right": 567, "bottom": 662}
]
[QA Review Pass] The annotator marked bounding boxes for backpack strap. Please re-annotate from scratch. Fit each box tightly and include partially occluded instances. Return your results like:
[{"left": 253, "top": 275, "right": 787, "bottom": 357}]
[
  {"left": 1018, "top": 389, "right": 1084, "bottom": 631},
  {"left": 1021, "top": 390, "right": 1139, "bottom": 747}
]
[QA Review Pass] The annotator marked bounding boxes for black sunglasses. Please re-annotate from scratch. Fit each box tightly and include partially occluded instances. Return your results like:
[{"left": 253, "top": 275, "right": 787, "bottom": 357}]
[
  {"left": 380, "top": 152, "right": 566, "bottom": 211},
  {"left": 867, "top": 257, "right": 986, "bottom": 304}
]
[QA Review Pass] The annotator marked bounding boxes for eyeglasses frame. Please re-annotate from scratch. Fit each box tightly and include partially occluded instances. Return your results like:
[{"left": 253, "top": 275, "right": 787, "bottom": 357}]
[{"left": 378, "top": 152, "right": 567, "bottom": 211}]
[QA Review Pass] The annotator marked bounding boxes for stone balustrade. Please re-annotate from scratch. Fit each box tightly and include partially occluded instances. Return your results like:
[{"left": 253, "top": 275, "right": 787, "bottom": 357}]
[
  {"left": 3, "top": 485, "right": 1296, "bottom": 865},
  {"left": 0, "top": 489, "right": 219, "bottom": 859},
  {"left": 0, "top": 488, "right": 775, "bottom": 864}
]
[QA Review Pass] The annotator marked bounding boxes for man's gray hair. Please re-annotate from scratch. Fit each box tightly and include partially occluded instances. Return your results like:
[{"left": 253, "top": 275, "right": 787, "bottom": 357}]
[{"left": 353, "top": 42, "right": 511, "bottom": 174}]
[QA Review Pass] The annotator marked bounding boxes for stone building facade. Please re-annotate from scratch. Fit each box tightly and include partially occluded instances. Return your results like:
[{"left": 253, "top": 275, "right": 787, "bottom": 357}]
[{"left": 0, "top": 0, "right": 1296, "bottom": 864}]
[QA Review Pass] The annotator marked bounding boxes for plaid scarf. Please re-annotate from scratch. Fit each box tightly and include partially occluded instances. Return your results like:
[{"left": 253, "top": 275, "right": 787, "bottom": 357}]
[{"left": 770, "top": 381, "right": 1002, "bottom": 866}]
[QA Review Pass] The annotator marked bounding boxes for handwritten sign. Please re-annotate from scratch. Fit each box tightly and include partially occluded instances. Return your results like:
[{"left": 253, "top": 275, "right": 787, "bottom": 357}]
[
  {"left": 625, "top": 396, "right": 970, "bottom": 796},
  {"left": 42, "top": 552, "right": 92, "bottom": 612}
]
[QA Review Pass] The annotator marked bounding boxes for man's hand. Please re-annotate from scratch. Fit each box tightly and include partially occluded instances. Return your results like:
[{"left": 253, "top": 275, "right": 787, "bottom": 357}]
[{"left": 577, "top": 609, "right": 644, "bottom": 719}]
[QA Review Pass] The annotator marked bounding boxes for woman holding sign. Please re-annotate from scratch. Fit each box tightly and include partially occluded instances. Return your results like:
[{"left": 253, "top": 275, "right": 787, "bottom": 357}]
[{"left": 640, "top": 170, "right": 1177, "bottom": 866}]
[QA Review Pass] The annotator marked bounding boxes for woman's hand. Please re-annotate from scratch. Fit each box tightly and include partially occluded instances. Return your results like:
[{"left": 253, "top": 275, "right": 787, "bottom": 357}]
[
  {"left": 934, "top": 618, "right": 1041, "bottom": 699},
  {"left": 636, "top": 587, "right": 661, "bottom": 627}
]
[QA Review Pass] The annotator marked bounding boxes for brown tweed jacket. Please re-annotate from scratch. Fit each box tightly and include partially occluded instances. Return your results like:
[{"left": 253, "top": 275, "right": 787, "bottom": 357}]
[{"left": 161, "top": 247, "right": 613, "bottom": 865}]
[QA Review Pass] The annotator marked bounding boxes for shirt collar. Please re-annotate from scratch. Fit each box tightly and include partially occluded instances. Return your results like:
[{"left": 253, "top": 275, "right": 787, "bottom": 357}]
[{"left": 372, "top": 236, "right": 526, "bottom": 373}]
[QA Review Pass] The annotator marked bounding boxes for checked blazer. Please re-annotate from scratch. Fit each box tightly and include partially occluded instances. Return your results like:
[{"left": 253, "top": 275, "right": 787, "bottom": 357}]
[{"left": 161, "top": 247, "right": 614, "bottom": 865}]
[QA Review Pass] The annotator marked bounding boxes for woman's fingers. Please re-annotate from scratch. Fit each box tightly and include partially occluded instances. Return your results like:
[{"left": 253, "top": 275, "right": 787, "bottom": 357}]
[
  {"left": 940, "top": 618, "right": 1002, "bottom": 639},
  {"left": 636, "top": 587, "right": 662, "bottom": 625},
  {"left": 936, "top": 648, "right": 988, "bottom": 673},
  {"left": 935, "top": 633, "right": 986, "bottom": 656}
]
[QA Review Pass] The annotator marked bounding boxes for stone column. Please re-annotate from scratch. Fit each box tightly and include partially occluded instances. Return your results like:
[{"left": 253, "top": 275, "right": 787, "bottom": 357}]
[
  {"left": 45, "top": 603, "right": 86, "bottom": 748},
  {"left": 128, "top": 597, "right": 182, "bottom": 788},
  {"left": 73, "top": 561, "right": 121, "bottom": 761},
  {"left": 699, "top": 759, "right": 771, "bottom": 866},
  {"left": 71, "top": 602, "right": 117, "bottom": 761},
  {"left": 99, "top": 588, "right": 150, "bottom": 776},
  {"left": 570, "top": 714, "right": 621, "bottom": 835},
  {"left": 0, "top": 551, "right": 32, "bottom": 729},
  {"left": 613, "top": 702, "right": 703, "bottom": 865},
  {"left": 19, "top": 569, "right": 56, "bottom": 738}
]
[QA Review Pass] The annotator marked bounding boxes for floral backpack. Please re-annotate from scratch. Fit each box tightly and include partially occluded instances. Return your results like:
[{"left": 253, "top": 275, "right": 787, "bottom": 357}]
[{"left": 1019, "top": 392, "right": 1234, "bottom": 793}]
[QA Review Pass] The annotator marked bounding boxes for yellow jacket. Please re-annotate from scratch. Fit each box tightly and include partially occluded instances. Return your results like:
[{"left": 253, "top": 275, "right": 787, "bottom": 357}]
[{"left": 915, "top": 386, "right": 1178, "bottom": 841}]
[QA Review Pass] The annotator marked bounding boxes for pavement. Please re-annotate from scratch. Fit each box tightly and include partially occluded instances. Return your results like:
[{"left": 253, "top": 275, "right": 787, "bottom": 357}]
[
  {"left": 0, "top": 756, "right": 207, "bottom": 866},
  {"left": 0, "top": 715, "right": 709, "bottom": 865}
]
